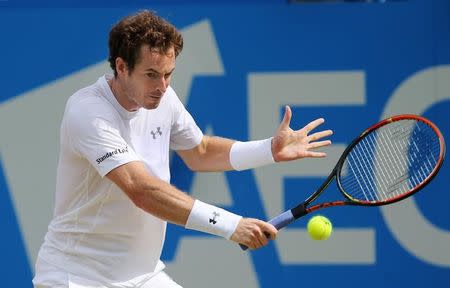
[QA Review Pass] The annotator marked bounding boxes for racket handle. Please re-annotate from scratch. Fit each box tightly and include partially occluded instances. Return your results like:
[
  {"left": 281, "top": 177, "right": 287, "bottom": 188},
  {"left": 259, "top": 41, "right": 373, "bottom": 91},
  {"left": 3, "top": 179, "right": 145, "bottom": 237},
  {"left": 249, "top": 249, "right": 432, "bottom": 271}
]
[
  {"left": 239, "top": 210, "right": 295, "bottom": 251},
  {"left": 268, "top": 210, "right": 295, "bottom": 230}
]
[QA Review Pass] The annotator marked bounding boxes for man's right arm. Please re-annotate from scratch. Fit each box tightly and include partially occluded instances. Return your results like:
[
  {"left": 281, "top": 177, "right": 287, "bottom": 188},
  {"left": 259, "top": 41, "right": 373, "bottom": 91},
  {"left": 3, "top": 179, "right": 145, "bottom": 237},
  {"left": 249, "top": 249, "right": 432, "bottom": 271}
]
[{"left": 106, "top": 161, "right": 277, "bottom": 249}]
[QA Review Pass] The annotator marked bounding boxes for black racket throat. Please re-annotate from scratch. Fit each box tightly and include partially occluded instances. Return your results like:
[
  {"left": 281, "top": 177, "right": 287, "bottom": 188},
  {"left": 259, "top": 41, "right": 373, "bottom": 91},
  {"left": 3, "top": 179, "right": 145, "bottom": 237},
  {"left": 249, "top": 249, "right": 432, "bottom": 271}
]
[
  {"left": 291, "top": 204, "right": 307, "bottom": 220},
  {"left": 290, "top": 168, "right": 339, "bottom": 219}
]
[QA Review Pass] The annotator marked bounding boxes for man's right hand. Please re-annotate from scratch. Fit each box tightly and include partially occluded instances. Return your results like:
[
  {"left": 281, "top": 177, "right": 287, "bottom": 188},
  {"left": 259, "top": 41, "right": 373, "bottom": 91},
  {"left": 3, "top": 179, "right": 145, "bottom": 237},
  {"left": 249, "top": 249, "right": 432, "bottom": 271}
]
[{"left": 230, "top": 218, "right": 278, "bottom": 250}]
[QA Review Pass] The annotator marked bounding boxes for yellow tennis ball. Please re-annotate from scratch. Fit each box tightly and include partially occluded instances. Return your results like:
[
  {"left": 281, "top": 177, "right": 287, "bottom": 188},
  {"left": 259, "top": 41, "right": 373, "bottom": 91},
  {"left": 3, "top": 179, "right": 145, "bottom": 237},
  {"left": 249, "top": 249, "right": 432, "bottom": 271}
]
[{"left": 307, "top": 215, "right": 332, "bottom": 240}]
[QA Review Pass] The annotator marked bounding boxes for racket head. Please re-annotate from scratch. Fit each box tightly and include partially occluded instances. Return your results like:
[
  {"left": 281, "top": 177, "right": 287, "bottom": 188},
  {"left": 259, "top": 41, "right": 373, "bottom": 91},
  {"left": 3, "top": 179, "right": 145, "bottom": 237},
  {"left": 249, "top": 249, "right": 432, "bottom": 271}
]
[{"left": 335, "top": 114, "right": 445, "bottom": 206}]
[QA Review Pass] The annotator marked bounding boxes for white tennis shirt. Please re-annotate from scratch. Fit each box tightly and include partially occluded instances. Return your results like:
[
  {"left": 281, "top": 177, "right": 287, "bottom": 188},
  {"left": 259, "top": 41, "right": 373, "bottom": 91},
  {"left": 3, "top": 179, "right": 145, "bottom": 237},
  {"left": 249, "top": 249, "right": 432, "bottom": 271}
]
[{"left": 35, "top": 74, "right": 203, "bottom": 285}]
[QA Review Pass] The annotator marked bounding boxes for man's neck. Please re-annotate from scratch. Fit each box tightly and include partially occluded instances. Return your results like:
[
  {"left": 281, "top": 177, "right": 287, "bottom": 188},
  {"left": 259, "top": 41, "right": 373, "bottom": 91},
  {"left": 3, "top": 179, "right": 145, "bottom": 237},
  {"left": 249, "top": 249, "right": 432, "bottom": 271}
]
[{"left": 109, "top": 77, "right": 138, "bottom": 112}]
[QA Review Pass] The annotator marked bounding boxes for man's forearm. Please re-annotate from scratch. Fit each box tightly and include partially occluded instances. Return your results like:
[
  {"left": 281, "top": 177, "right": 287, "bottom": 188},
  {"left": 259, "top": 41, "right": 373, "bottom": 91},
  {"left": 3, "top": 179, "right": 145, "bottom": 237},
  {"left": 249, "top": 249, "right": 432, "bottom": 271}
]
[
  {"left": 177, "top": 135, "right": 235, "bottom": 172},
  {"left": 133, "top": 179, "right": 195, "bottom": 226}
]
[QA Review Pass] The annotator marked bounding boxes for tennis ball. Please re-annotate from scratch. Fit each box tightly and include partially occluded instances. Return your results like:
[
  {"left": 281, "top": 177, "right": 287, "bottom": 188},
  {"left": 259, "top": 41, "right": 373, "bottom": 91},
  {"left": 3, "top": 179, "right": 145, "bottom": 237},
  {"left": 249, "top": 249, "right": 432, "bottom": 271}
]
[{"left": 307, "top": 215, "right": 332, "bottom": 240}]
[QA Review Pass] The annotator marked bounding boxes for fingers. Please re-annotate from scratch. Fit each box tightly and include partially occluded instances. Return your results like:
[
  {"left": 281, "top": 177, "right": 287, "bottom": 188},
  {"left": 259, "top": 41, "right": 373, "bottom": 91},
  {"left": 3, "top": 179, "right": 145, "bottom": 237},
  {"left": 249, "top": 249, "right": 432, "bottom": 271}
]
[
  {"left": 308, "top": 129, "right": 333, "bottom": 142},
  {"left": 230, "top": 218, "right": 278, "bottom": 250},
  {"left": 246, "top": 220, "right": 270, "bottom": 249},
  {"left": 303, "top": 117, "right": 325, "bottom": 133},
  {"left": 280, "top": 105, "right": 292, "bottom": 130},
  {"left": 303, "top": 119, "right": 332, "bottom": 150},
  {"left": 308, "top": 140, "right": 332, "bottom": 150},
  {"left": 302, "top": 139, "right": 332, "bottom": 158},
  {"left": 264, "top": 222, "right": 278, "bottom": 241},
  {"left": 303, "top": 151, "right": 327, "bottom": 158}
]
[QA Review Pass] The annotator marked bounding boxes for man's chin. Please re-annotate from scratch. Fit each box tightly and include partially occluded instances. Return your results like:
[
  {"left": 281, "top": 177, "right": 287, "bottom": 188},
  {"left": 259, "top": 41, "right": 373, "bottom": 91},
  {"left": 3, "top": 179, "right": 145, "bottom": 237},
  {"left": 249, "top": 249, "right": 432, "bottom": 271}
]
[{"left": 143, "top": 101, "right": 160, "bottom": 110}]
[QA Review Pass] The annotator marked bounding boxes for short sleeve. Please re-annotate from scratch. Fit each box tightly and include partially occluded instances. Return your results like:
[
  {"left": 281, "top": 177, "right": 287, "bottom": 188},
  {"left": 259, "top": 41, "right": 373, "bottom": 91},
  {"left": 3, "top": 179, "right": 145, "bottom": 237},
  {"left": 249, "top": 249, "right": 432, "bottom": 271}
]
[
  {"left": 65, "top": 103, "right": 140, "bottom": 177},
  {"left": 169, "top": 89, "right": 203, "bottom": 150}
]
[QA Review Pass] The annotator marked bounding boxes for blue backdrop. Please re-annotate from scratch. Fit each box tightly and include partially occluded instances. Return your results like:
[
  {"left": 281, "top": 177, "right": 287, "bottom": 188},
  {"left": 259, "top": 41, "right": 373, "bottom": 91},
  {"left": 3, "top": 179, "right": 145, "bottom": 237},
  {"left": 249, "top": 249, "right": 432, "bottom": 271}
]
[{"left": 0, "top": 0, "right": 449, "bottom": 287}]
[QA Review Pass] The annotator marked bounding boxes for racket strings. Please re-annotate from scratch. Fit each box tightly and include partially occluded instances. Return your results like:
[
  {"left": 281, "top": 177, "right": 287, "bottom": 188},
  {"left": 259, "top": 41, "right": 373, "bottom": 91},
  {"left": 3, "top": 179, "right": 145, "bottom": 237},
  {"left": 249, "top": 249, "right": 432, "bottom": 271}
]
[{"left": 339, "top": 119, "right": 441, "bottom": 203}]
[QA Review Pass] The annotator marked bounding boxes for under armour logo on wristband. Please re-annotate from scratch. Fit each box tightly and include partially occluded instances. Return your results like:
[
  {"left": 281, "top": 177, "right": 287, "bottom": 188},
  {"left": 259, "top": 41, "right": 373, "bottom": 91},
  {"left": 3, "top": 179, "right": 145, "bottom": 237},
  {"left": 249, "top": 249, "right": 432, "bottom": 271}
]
[
  {"left": 150, "top": 127, "right": 162, "bottom": 139},
  {"left": 209, "top": 212, "right": 220, "bottom": 224}
]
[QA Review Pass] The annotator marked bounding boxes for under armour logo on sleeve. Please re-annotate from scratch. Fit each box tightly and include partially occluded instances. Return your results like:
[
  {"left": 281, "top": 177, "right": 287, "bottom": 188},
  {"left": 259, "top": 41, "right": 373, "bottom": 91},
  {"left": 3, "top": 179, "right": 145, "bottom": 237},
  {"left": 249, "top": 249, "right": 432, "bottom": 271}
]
[
  {"left": 150, "top": 127, "right": 163, "bottom": 139},
  {"left": 209, "top": 211, "right": 220, "bottom": 224}
]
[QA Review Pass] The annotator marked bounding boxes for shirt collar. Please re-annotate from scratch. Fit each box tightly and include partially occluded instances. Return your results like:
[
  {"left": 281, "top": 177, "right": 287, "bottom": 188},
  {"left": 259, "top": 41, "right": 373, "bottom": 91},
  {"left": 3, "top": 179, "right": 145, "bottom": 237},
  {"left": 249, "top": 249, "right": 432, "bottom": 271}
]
[{"left": 99, "top": 74, "right": 140, "bottom": 120}]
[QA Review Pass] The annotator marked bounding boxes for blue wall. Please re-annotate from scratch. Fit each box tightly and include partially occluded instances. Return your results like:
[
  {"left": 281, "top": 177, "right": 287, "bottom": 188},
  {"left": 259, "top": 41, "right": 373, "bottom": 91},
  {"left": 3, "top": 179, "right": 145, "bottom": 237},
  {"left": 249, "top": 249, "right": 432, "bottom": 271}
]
[{"left": 0, "top": 0, "right": 449, "bottom": 287}]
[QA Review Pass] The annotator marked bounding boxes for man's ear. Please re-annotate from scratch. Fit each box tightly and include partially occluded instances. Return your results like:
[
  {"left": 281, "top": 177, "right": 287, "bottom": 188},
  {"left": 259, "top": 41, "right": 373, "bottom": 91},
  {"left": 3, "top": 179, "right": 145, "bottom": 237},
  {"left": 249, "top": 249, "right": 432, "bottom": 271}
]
[{"left": 115, "top": 57, "right": 128, "bottom": 76}]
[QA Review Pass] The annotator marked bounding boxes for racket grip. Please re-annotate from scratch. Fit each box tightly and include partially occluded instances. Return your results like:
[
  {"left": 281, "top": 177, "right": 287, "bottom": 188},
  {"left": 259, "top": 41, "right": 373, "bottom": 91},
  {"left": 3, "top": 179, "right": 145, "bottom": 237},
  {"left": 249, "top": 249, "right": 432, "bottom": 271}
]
[
  {"left": 268, "top": 210, "right": 295, "bottom": 230},
  {"left": 239, "top": 210, "right": 295, "bottom": 251}
]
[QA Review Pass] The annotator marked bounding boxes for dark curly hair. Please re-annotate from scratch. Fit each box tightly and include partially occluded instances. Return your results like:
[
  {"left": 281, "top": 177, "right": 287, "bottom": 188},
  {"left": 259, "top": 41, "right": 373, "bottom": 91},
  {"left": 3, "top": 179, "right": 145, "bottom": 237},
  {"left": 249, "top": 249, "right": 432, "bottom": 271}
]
[{"left": 108, "top": 10, "right": 183, "bottom": 76}]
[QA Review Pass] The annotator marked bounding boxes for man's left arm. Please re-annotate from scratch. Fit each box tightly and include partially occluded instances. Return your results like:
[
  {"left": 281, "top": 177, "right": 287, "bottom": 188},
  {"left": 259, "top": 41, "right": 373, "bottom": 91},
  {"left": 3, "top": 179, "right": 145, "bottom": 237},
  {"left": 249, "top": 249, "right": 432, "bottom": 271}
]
[
  {"left": 177, "top": 105, "right": 333, "bottom": 173},
  {"left": 176, "top": 135, "right": 235, "bottom": 172}
]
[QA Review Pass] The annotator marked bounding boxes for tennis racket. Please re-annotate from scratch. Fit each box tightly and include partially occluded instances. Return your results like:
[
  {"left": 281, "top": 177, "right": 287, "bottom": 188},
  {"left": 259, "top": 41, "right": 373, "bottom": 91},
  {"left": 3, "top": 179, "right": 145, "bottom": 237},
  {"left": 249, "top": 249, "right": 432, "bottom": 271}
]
[{"left": 241, "top": 114, "right": 445, "bottom": 250}]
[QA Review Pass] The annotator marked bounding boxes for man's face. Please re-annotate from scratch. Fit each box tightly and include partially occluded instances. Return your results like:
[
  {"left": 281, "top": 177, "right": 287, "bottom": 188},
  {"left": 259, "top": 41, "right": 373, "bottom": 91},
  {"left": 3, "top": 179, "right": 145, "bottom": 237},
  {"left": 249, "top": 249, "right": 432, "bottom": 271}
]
[{"left": 118, "top": 45, "right": 176, "bottom": 111}]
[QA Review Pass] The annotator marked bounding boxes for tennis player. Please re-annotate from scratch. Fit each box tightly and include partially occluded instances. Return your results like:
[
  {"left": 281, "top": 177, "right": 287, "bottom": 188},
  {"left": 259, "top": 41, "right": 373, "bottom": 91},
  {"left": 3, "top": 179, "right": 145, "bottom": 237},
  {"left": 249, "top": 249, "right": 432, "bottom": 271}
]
[{"left": 32, "top": 10, "right": 332, "bottom": 288}]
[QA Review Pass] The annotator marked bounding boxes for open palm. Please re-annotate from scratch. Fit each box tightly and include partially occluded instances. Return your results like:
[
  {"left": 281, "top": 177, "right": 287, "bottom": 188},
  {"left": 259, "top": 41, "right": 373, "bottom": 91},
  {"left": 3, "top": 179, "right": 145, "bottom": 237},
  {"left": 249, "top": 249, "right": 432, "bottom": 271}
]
[{"left": 272, "top": 106, "right": 333, "bottom": 162}]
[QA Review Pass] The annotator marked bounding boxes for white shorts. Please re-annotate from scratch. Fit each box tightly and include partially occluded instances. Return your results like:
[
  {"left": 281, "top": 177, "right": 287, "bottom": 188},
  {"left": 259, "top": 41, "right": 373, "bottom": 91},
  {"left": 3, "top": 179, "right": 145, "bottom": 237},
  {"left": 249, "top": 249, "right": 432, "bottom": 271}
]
[{"left": 33, "top": 257, "right": 182, "bottom": 288}]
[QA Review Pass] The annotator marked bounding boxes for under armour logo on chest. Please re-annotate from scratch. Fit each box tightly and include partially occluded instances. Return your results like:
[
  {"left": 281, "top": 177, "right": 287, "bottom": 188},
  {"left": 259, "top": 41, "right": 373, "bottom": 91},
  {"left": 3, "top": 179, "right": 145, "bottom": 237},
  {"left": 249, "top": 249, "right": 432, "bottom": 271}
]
[{"left": 150, "top": 127, "right": 163, "bottom": 139}]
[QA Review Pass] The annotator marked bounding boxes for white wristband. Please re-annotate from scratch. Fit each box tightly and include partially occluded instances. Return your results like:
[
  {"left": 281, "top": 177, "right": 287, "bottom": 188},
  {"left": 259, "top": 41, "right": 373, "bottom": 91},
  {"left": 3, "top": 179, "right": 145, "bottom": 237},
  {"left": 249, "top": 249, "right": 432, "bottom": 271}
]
[
  {"left": 185, "top": 200, "right": 242, "bottom": 240},
  {"left": 229, "top": 138, "right": 275, "bottom": 171}
]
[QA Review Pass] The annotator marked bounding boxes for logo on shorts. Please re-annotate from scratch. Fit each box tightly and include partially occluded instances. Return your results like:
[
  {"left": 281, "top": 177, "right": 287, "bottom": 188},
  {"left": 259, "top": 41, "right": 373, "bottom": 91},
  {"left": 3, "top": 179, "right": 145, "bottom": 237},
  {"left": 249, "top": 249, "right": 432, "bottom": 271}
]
[
  {"left": 209, "top": 211, "right": 220, "bottom": 224},
  {"left": 150, "top": 127, "right": 163, "bottom": 139}
]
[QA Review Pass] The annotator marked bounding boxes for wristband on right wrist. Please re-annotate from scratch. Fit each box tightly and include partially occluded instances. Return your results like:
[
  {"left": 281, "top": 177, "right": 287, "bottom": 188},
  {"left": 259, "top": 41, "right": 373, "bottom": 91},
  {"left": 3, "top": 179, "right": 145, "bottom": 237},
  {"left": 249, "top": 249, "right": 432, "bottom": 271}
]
[{"left": 185, "top": 200, "right": 242, "bottom": 240}]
